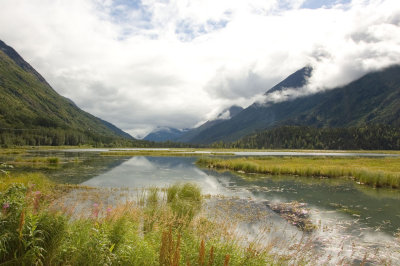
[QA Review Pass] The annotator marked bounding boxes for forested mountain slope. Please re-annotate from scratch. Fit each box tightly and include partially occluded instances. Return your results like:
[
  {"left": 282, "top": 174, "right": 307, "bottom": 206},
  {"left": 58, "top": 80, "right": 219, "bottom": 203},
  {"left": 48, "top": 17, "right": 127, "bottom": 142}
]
[
  {"left": 0, "top": 40, "right": 134, "bottom": 146},
  {"left": 186, "top": 65, "right": 400, "bottom": 144}
]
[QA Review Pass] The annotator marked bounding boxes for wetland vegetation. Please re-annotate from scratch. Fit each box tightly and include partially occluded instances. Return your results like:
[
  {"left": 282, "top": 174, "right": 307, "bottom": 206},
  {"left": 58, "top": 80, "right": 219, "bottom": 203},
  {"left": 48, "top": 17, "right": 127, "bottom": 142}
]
[
  {"left": 0, "top": 173, "right": 280, "bottom": 265},
  {"left": 1, "top": 147, "right": 400, "bottom": 265},
  {"left": 197, "top": 156, "right": 400, "bottom": 188}
]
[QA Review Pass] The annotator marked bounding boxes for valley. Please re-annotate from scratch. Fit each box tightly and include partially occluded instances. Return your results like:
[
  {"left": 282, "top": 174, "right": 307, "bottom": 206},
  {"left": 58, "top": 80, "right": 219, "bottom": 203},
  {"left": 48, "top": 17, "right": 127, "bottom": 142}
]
[{"left": 1, "top": 5, "right": 400, "bottom": 263}]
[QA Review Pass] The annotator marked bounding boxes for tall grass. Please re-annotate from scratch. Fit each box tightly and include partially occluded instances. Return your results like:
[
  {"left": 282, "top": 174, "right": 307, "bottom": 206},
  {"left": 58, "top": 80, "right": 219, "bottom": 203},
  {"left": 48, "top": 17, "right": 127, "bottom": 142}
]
[
  {"left": 0, "top": 175, "right": 269, "bottom": 265},
  {"left": 167, "top": 183, "right": 202, "bottom": 223},
  {"left": 0, "top": 172, "right": 54, "bottom": 194},
  {"left": 197, "top": 156, "right": 400, "bottom": 188}
]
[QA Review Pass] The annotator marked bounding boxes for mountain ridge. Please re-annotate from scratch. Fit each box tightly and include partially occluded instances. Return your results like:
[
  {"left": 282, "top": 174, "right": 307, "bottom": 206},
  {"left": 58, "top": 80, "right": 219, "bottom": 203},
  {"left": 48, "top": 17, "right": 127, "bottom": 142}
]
[
  {"left": 266, "top": 66, "right": 312, "bottom": 94},
  {"left": 182, "top": 65, "right": 400, "bottom": 144}
]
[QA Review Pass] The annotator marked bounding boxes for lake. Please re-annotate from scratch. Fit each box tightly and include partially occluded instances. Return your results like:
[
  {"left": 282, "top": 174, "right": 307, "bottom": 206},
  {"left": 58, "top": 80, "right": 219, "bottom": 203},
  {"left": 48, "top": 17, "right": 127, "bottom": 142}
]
[{"left": 15, "top": 150, "right": 400, "bottom": 263}]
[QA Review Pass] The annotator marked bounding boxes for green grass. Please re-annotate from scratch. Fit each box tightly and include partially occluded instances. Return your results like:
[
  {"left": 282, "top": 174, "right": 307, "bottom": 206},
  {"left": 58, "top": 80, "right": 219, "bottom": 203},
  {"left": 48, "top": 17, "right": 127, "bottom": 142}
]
[
  {"left": 167, "top": 183, "right": 202, "bottom": 223},
  {"left": 0, "top": 174, "right": 271, "bottom": 265},
  {"left": 197, "top": 156, "right": 400, "bottom": 189},
  {"left": 0, "top": 148, "right": 27, "bottom": 155},
  {"left": 0, "top": 172, "right": 54, "bottom": 193},
  {"left": 11, "top": 156, "right": 60, "bottom": 165},
  {"left": 1, "top": 156, "right": 61, "bottom": 171},
  {"left": 202, "top": 148, "right": 400, "bottom": 154}
]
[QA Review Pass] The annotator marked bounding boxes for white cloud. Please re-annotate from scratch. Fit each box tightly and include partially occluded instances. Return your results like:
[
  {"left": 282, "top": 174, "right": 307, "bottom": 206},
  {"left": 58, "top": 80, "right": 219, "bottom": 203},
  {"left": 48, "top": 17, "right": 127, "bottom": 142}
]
[{"left": 0, "top": 0, "right": 399, "bottom": 137}]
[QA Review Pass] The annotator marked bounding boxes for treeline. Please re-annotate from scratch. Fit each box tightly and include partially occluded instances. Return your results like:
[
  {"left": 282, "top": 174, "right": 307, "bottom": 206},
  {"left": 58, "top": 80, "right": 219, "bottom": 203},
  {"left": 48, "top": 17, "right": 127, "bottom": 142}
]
[
  {"left": 211, "top": 125, "right": 400, "bottom": 150},
  {"left": 0, "top": 127, "right": 199, "bottom": 148},
  {"left": 0, "top": 127, "right": 138, "bottom": 147},
  {"left": 4, "top": 125, "right": 398, "bottom": 150}
]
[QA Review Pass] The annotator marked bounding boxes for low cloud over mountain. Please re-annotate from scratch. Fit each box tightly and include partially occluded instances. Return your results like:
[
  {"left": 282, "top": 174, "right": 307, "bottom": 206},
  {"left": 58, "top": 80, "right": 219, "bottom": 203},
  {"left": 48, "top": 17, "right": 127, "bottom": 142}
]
[{"left": 0, "top": 0, "right": 399, "bottom": 137}]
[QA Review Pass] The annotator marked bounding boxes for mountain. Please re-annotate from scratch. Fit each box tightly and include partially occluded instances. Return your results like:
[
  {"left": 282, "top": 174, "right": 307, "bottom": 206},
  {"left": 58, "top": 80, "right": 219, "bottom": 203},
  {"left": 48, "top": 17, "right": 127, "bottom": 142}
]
[
  {"left": 98, "top": 118, "right": 134, "bottom": 140},
  {"left": 0, "top": 40, "right": 135, "bottom": 146},
  {"left": 143, "top": 127, "right": 189, "bottom": 142},
  {"left": 217, "top": 105, "right": 244, "bottom": 118},
  {"left": 176, "top": 105, "right": 243, "bottom": 143},
  {"left": 183, "top": 65, "right": 400, "bottom": 144},
  {"left": 266, "top": 66, "right": 312, "bottom": 94},
  {"left": 143, "top": 106, "right": 244, "bottom": 143}
]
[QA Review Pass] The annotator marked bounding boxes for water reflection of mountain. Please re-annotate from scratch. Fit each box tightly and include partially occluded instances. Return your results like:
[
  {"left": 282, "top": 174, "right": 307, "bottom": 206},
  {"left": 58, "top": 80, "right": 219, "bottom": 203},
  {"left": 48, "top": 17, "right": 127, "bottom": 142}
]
[{"left": 145, "top": 156, "right": 197, "bottom": 168}]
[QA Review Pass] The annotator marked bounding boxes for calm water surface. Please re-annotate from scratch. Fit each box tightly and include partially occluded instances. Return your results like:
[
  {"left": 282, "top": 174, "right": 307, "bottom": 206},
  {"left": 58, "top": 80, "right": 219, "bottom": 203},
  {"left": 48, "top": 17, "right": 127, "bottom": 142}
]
[
  {"left": 23, "top": 151, "right": 400, "bottom": 263},
  {"left": 60, "top": 148, "right": 400, "bottom": 157},
  {"left": 33, "top": 151, "right": 400, "bottom": 233}
]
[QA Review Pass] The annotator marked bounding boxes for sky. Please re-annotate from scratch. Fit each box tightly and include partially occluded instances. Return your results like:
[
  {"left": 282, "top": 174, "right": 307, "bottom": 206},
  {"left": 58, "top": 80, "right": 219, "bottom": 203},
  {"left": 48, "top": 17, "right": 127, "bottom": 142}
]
[{"left": 0, "top": 0, "right": 399, "bottom": 138}]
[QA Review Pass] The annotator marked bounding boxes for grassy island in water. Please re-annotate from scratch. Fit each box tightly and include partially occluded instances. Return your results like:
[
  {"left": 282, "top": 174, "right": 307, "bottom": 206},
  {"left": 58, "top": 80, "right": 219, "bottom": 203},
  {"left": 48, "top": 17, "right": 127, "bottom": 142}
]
[{"left": 197, "top": 156, "right": 400, "bottom": 188}]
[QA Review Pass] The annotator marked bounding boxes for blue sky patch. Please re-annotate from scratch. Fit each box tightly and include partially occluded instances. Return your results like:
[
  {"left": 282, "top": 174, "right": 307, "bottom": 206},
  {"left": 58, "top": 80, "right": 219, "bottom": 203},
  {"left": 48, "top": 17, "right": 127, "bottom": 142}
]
[
  {"left": 109, "top": 0, "right": 151, "bottom": 23},
  {"left": 175, "top": 18, "right": 229, "bottom": 42},
  {"left": 301, "top": 0, "right": 351, "bottom": 9},
  {"left": 105, "top": 0, "right": 154, "bottom": 39}
]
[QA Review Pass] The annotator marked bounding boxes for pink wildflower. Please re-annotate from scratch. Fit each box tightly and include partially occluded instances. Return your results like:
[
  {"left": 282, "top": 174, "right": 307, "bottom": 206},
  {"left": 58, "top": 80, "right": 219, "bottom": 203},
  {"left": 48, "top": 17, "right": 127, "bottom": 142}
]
[
  {"left": 92, "top": 203, "right": 100, "bottom": 218},
  {"left": 2, "top": 202, "right": 9, "bottom": 214}
]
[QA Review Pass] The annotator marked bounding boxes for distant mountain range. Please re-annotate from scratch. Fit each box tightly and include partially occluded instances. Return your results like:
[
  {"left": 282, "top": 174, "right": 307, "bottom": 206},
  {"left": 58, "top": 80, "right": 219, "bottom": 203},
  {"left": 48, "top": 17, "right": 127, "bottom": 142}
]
[
  {"left": 144, "top": 105, "right": 244, "bottom": 142},
  {"left": 0, "top": 40, "right": 134, "bottom": 146},
  {"left": 143, "top": 127, "right": 189, "bottom": 142},
  {"left": 175, "top": 65, "right": 400, "bottom": 144}
]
